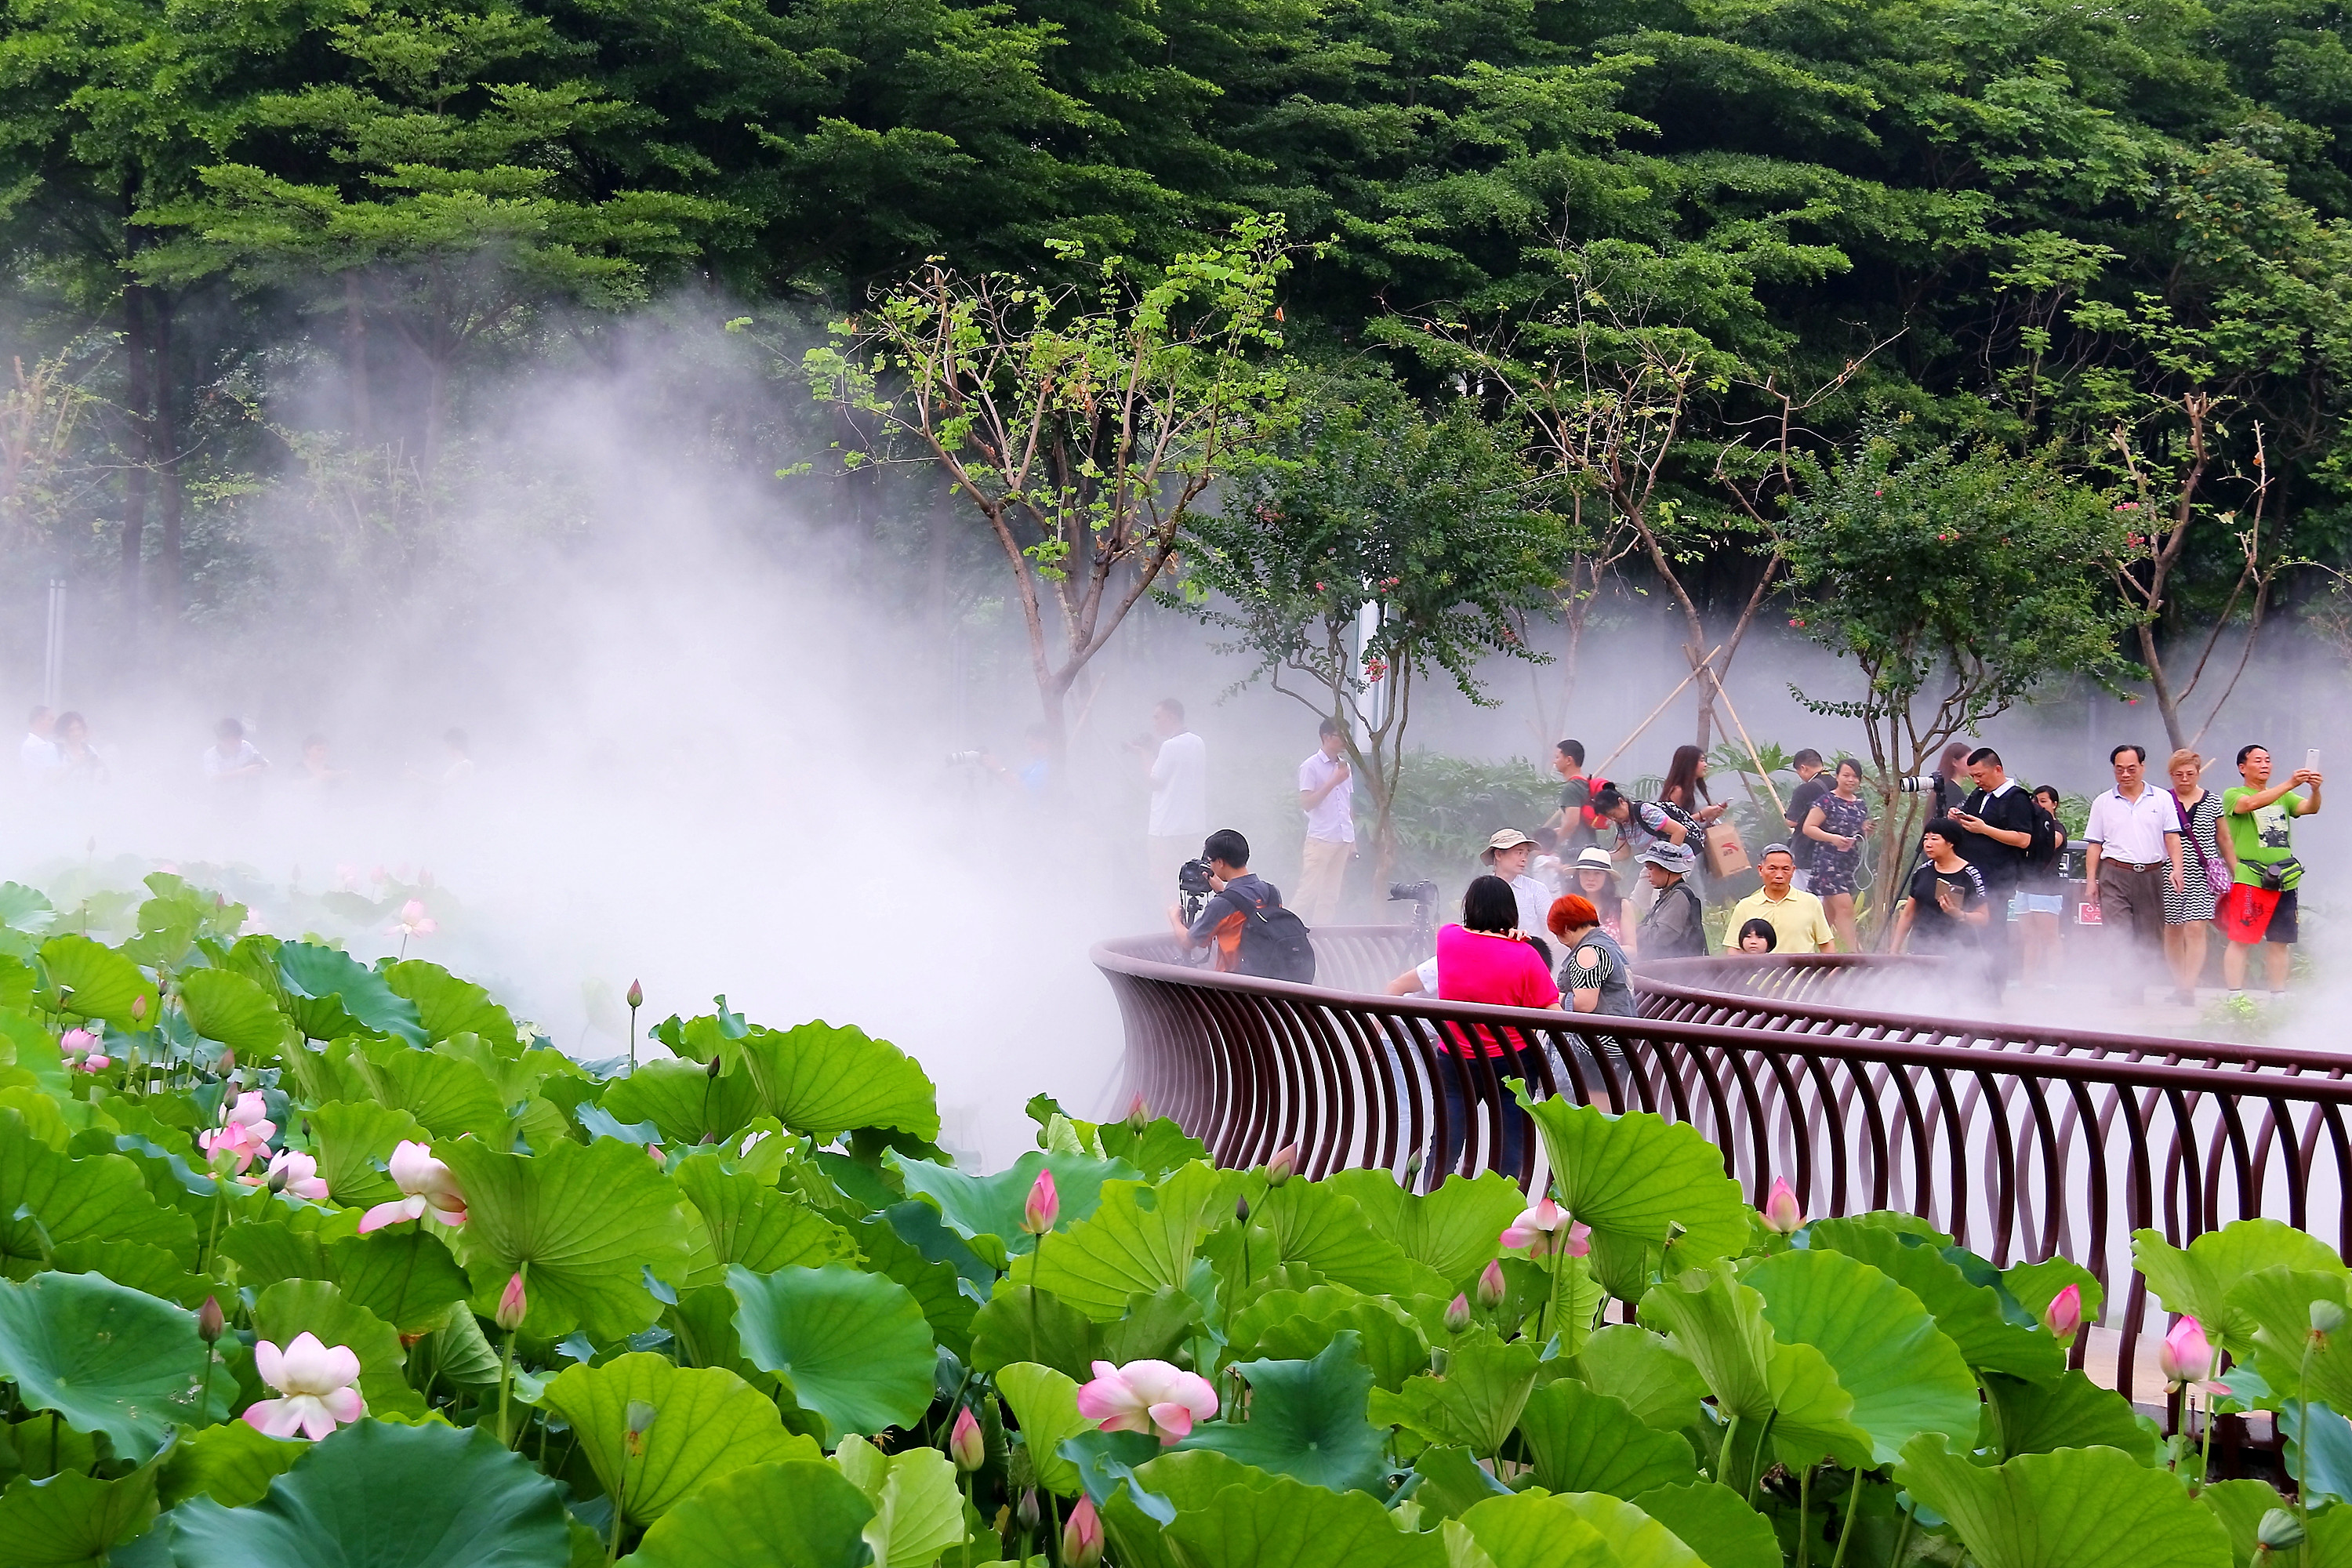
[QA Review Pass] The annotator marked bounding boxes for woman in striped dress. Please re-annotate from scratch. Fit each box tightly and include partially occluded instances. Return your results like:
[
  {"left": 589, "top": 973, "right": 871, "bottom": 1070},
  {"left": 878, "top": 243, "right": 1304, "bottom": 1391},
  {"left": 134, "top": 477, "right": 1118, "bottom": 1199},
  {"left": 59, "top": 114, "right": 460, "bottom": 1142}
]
[{"left": 2163, "top": 747, "right": 2226, "bottom": 1004}]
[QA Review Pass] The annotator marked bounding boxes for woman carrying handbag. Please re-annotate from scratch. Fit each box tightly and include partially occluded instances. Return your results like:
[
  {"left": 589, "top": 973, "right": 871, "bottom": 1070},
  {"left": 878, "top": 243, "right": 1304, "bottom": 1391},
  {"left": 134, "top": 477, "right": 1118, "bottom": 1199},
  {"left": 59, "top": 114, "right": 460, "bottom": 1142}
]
[{"left": 2163, "top": 748, "right": 2233, "bottom": 1005}]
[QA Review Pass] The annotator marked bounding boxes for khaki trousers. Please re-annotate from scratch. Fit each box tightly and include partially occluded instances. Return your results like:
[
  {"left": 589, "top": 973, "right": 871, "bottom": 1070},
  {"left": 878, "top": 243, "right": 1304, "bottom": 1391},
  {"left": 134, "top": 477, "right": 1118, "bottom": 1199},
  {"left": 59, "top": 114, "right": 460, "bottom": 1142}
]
[{"left": 1297, "top": 836, "right": 1355, "bottom": 926}]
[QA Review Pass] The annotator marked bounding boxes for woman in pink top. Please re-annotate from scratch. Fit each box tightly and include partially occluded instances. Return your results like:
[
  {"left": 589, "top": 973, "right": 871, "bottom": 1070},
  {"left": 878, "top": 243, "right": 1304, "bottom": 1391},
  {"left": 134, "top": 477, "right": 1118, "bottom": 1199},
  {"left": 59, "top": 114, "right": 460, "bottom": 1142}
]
[{"left": 1387, "top": 876, "right": 1559, "bottom": 1181}]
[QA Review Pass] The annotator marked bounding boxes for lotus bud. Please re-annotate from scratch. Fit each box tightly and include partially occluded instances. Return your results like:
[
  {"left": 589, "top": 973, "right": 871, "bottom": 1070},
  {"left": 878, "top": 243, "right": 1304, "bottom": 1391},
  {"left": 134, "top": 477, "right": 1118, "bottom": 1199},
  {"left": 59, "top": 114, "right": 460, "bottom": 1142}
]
[
  {"left": 2258, "top": 1509, "right": 2307, "bottom": 1553},
  {"left": 1476, "top": 1259, "right": 1506, "bottom": 1310},
  {"left": 2313, "top": 1298, "right": 2347, "bottom": 1348},
  {"left": 1236, "top": 1196, "right": 1250, "bottom": 1224},
  {"left": 1126, "top": 1093, "right": 1149, "bottom": 1131},
  {"left": 1266, "top": 1143, "right": 1298, "bottom": 1187},
  {"left": 1403, "top": 1149, "right": 1424, "bottom": 1184},
  {"left": 267, "top": 1162, "right": 290, "bottom": 1194},
  {"left": 496, "top": 1272, "right": 528, "bottom": 1332},
  {"left": 130, "top": 994, "right": 146, "bottom": 1023},
  {"left": 197, "top": 1294, "right": 224, "bottom": 1344},
  {"left": 626, "top": 978, "right": 644, "bottom": 1009},
  {"left": 625, "top": 1400, "right": 658, "bottom": 1457},
  {"left": 706, "top": 1052, "right": 723, "bottom": 1078},
  {"left": 1016, "top": 1488, "right": 1041, "bottom": 1532},
  {"left": 216, "top": 1050, "right": 235, "bottom": 1076},
  {"left": 1062, "top": 1495, "right": 1104, "bottom": 1568},
  {"left": 1444, "top": 1293, "right": 1472, "bottom": 1334},
  {"left": 2042, "top": 1283, "right": 2082, "bottom": 1345},
  {"left": 949, "top": 1406, "right": 985, "bottom": 1472},
  {"left": 1022, "top": 1170, "right": 1059, "bottom": 1236},
  {"left": 1762, "top": 1178, "right": 1804, "bottom": 1236}
]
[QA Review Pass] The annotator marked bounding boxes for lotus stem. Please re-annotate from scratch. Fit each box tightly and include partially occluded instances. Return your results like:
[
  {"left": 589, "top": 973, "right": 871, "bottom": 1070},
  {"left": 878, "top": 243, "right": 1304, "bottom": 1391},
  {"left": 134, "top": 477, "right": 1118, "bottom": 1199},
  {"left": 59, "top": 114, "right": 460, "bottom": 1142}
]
[
  {"left": 1831, "top": 1466, "right": 1863, "bottom": 1568},
  {"left": 1796, "top": 1463, "right": 1810, "bottom": 1568},
  {"left": 497, "top": 1326, "right": 517, "bottom": 1446},
  {"left": 1889, "top": 1500, "right": 1915, "bottom": 1567}
]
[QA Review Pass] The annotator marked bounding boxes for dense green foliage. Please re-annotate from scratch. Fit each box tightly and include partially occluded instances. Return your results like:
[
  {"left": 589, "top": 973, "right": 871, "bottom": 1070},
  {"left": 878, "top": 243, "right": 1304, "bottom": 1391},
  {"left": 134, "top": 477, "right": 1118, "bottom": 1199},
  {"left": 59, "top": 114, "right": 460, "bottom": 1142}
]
[
  {"left": 5, "top": 0, "right": 2352, "bottom": 708},
  {"left": 0, "top": 865, "right": 2347, "bottom": 1564}
]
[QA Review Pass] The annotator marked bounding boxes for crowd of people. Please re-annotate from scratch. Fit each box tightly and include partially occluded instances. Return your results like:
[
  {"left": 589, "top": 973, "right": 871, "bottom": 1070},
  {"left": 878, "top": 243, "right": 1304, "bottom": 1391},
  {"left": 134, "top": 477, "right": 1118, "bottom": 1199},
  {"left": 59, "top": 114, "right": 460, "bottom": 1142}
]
[
  {"left": 1154, "top": 706, "right": 2325, "bottom": 1018},
  {"left": 17, "top": 706, "right": 477, "bottom": 800}
]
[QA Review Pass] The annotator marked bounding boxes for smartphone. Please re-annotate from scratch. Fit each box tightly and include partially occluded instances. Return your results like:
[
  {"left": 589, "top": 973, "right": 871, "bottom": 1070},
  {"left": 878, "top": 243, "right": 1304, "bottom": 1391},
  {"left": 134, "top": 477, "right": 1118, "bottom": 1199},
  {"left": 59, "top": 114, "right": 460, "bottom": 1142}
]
[{"left": 2307, "top": 748, "right": 2321, "bottom": 776}]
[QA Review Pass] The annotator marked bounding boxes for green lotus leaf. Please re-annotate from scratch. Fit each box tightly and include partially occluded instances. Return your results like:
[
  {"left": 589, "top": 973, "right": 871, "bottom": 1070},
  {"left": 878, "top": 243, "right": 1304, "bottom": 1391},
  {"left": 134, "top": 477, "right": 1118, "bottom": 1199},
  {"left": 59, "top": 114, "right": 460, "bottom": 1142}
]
[
  {"left": 0, "top": 883, "right": 55, "bottom": 935},
  {"left": 1549, "top": 1492, "right": 1709, "bottom": 1567},
  {"left": 50, "top": 1238, "right": 209, "bottom": 1307},
  {"left": 2194, "top": 1479, "right": 2341, "bottom": 1566},
  {"left": 1226, "top": 1283, "right": 1429, "bottom": 1392},
  {"left": 1498, "top": 1251, "right": 1607, "bottom": 1356},
  {"left": 159, "top": 1419, "right": 308, "bottom": 1508},
  {"left": 1513, "top": 1095, "right": 1750, "bottom": 1294},
  {"left": 441, "top": 1133, "right": 690, "bottom": 1341},
  {"left": 275, "top": 944, "right": 426, "bottom": 1045},
  {"left": 2002, "top": 1257, "right": 2103, "bottom": 1332},
  {"left": 834, "top": 1433, "right": 967, "bottom": 1568},
  {"left": 0, "top": 1461, "right": 160, "bottom": 1566},
  {"left": 2230, "top": 1266, "right": 2352, "bottom": 1410},
  {"left": 967, "top": 1285, "right": 1098, "bottom": 1380},
  {"left": 383, "top": 959, "right": 515, "bottom": 1046},
  {"left": 1162, "top": 1465, "right": 1446, "bottom": 1568},
  {"left": 1745, "top": 1247, "right": 1979, "bottom": 1468},
  {"left": 1980, "top": 1370, "right": 2155, "bottom": 1463},
  {"left": 1895, "top": 1433, "right": 2232, "bottom": 1568},
  {"left": 1451, "top": 1491, "right": 1617, "bottom": 1568},
  {"left": 737, "top": 1022, "right": 939, "bottom": 1142},
  {"left": 1095, "top": 1112, "right": 1210, "bottom": 1181},
  {"left": 0, "top": 1271, "right": 227, "bottom": 1461},
  {"left": 1247, "top": 1178, "right": 1455, "bottom": 1299},
  {"left": 36, "top": 933, "right": 158, "bottom": 1027},
  {"left": 325, "top": 1229, "right": 477, "bottom": 1334},
  {"left": 426, "top": 1296, "right": 503, "bottom": 1390},
  {"left": 2135, "top": 1219, "right": 2347, "bottom": 1359},
  {"left": 1368, "top": 1330, "right": 1538, "bottom": 1457},
  {"left": 1179, "top": 1332, "right": 1388, "bottom": 1493},
  {"left": 1627, "top": 1482, "right": 1781, "bottom": 1568},
  {"left": 887, "top": 1148, "right": 1139, "bottom": 1255},
  {"left": 347, "top": 1046, "right": 509, "bottom": 1142},
  {"left": 2283, "top": 1402, "right": 2352, "bottom": 1504},
  {"left": 598, "top": 1060, "right": 764, "bottom": 1148},
  {"left": 1009, "top": 1162, "right": 1224, "bottom": 1321},
  {"left": 303, "top": 1100, "right": 432, "bottom": 1210},
  {"left": 169, "top": 1419, "right": 572, "bottom": 1568},
  {"left": 996, "top": 1361, "right": 1097, "bottom": 1497},
  {"left": 251, "top": 1278, "right": 424, "bottom": 1419},
  {"left": 849, "top": 1213, "right": 976, "bottom": 1357},
  {"left": 542, "top": 1352, "right": 817, "bottom": 1529},
  {"left": 622, "top": 1457, "right": 876, "bottom": 1568},
  {"left": 1516, "top": 1377, "right": 1699, "bottom": 1497},
  {"left": 0, "top": 1010, "right": 68, "bottom": 1098},
  {"left": 1406, "top": 1444, "right": 1512, "bottom": 1519},
  {"left": 1323, "top": 1169, "right": 1530, "bottom": 1290},
  {"left": 728, "top": 1262, "right": 935, "bottom": 1444},
  {"left": 1573, "top": 1325, "right": 1708, "bottom": 1432},
  {"left": 1637, "top": 1263, "right": 1864, "bottom": 1468},
  {"left": 178, "top": 967, "right": 288, "bottom": 1055},
  {"left": 1804, "top": 1219, "right": 2057, "bottom": 1377},
  {"left": 673, "top": 1158, "right": 859, "bottom": 1289}
]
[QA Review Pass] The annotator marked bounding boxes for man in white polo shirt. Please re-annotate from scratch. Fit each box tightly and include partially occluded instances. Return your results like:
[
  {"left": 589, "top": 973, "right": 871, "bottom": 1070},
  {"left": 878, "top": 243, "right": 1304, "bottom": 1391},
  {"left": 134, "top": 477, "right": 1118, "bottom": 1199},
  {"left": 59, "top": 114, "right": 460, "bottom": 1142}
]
[
  {"left": 2082, "top": 741, "right": 2184, "bottom": 999},
  {"left": 1294, "top": 717, "right": 1355, "bottom": 925}
]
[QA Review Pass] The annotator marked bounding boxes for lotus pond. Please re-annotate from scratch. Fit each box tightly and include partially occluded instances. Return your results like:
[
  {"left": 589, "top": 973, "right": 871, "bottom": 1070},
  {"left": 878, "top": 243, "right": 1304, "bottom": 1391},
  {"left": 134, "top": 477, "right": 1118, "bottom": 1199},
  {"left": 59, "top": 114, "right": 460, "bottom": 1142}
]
[{"left": 2, "top": 871, "right": 2352, "bottom": 1567}]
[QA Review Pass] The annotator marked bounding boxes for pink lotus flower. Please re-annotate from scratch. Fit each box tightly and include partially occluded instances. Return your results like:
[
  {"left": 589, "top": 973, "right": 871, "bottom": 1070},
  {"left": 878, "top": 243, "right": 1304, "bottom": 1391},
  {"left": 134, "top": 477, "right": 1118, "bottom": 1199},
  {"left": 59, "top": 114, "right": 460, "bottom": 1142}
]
[
  {"left": 2161, "top": 1316, "right": 2230, "bottom": 1397},
  {"left": 74, "top": 1053, "right": 111, "bottom": 1073},
  {"left": 2043, "top": 1283, "right": 2083, "bottom": 1344},
  {"left": 1762, "top": 1178, "right": 1805, "bottom": 1236},
  {"left": 243, "top": 1331, "right": 366, "bottom": 1439},
  {"left": 1125, "top": 1094, "right": 1150, "bottom": 1130},
  {"left": 1062, "top": 1496, "right": 1104, "bottom": 1568},
  {"left": 248, "top": 1149, "right": 329, "bottom": 1202},
  {"left": 1076, "top": 1359, "right": 1219, "bottom": 1443},
  {"left": 1266, "top": 1143, "right": 1298, "bottom": 1187},
  {"left": 949, "top": 1406, "right": 985, "bottom": 1472},
  {"left": 496, "top": 1272, "right": 528, "bottom": 1332},
  {"left": 198, "top": 1093, "right": 278, "bottom": 1174},
  {"left": 1022, "top": 1170, "right": 1059, "bottom": 1236},
  {"left": 387, "top": 900, "right": 437, "bottom": 940},
  {"left": 356, "top": 1140, "right": 468, "bottom": 1233},
  {"left": 59, "top": 1028, "right": 97, "bottom": 1058},
  {"left": 1444, "top": 1293, "right": 1472, "bottom": 1333},
  {"left": 1501, "top": 1198, "right": 1590, "bottom": 1258},
  {"left": 1476, "top": 1259, "right": 1506, "bottom": 1309}
]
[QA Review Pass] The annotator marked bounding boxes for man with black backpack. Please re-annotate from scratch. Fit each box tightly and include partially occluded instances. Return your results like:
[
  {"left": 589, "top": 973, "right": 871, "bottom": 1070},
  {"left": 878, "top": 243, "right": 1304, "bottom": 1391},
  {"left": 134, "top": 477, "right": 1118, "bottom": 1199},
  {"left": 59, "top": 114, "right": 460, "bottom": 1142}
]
[{"left": 1169, "top": 829, "right": 1319, "bottom": 983}]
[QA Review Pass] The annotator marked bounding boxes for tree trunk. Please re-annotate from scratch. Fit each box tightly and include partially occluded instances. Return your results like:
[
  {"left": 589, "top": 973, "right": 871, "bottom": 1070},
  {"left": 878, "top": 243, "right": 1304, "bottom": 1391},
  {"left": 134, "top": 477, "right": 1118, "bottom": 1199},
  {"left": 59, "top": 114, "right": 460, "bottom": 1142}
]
[
  {"left": 2138, "top": 620, "right": 2188, "bottom": 755},
  {"left": 153, "top": 290, "right": 183, "bottom": 622},
  {"left": 120, "top": 280, "right": 150, "bottom": 624},
  {"left": 343, "top": 272, "right": 372, "bottom": 441}
]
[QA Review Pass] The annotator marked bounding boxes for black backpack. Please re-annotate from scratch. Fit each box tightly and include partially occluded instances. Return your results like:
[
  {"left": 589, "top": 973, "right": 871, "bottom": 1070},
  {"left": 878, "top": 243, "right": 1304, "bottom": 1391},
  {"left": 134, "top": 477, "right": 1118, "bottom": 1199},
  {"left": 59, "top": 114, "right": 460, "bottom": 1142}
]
[
  {"left": 1232, "top": 884, "right": 1318, "bottom": 984},
  {"left": 2024, "top": 801, "right": 2063, "bottom": 874}
]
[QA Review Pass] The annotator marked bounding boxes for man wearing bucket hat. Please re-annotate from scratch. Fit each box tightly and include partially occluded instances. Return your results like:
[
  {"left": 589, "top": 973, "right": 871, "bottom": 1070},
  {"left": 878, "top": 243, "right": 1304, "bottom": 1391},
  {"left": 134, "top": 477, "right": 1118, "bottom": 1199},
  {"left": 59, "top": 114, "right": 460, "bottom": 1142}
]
[
  {"left": 1635, "top": 842, "right": 1708, "bottom": 958},
  {"left": 1481, "top": 829, "right": 1553, "bottom": 938}
]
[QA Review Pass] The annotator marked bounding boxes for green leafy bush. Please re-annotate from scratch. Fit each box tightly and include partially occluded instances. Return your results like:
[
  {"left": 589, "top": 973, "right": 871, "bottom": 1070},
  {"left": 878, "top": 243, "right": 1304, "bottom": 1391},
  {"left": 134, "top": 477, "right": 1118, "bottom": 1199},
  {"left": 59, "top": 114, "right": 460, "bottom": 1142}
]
[{"left": 0, "top": 870, "right": 2334, "bottom": 1566}]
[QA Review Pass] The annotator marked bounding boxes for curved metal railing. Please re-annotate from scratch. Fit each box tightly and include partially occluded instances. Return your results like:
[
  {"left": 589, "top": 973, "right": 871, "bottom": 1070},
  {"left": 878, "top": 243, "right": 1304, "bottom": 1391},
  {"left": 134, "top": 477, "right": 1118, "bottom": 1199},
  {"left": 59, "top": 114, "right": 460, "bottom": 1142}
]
[{"left": 1093, "top": 927, "right": 2352, "bottom": 1406}]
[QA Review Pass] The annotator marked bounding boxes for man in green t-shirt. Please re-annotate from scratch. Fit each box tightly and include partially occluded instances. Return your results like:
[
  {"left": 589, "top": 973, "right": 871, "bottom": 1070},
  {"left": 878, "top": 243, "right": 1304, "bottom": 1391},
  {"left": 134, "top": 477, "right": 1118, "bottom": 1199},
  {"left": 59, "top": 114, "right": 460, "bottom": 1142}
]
[{"left": 2220, "top": 742, "right": 2325, "bottom": 996}]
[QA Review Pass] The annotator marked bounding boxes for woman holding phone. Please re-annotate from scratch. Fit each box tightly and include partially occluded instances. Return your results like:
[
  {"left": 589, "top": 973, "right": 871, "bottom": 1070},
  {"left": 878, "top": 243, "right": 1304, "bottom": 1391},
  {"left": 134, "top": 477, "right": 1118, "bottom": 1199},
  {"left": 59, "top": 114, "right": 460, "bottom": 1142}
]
[{"left": 1802, "top": 758, "right": 1872, "bottom": 953}]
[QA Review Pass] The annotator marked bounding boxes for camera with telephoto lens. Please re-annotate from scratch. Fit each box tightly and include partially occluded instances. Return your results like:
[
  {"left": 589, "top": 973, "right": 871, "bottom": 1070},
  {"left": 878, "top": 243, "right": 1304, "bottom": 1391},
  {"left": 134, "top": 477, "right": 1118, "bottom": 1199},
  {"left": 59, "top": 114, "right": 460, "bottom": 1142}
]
[
  {"left": 1896, "top": 775, "right": 1940, "bottom": 793},
  {"left": 1177, "top": 858, "right": 1217, "bottom": 926},
  {"left": 1388, "top": 880, "right": 1440, "bottom": 953},
  {"left": 944, "top": 750, "right": 987, "bottom": 768}
]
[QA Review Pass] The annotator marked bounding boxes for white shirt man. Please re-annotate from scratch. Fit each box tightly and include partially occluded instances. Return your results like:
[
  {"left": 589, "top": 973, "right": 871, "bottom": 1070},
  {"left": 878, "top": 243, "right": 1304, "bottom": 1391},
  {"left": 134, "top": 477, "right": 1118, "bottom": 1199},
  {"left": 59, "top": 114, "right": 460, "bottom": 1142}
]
[
  {"left": 2082, "top": 742, "right": 2184, "bottom": 996},
  {"left": 1142, "top": 699, "right": 1207, "bottom": 900},
  {"left": 1294, "top": 720, "right": 1355, "bottom": 925},
  {"left": 1481, "top": 829, "right": 1553, "bottom": 938},
  {"left": 20, "top": 707, "right": 58, "bottom": 779}
]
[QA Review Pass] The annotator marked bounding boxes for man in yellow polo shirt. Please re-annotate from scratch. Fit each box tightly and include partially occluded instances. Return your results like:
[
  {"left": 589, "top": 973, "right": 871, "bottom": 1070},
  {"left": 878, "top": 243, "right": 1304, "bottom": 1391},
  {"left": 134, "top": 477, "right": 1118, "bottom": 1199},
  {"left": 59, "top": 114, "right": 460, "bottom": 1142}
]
[{"left": 1722, "top": 844, "right": 1837, "bottom": 953}]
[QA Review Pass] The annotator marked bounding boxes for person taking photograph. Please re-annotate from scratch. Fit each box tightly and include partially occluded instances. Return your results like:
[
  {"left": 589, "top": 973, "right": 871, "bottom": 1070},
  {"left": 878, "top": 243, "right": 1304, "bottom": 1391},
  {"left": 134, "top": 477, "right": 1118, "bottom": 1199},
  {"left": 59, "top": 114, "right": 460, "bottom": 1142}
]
[
  {"left": 1801, "top": 758, "right": 1872, "bottom": 953},
  {"left": 2219, "top": 743, "right": 2322, "bottom": 1000},
  {"left": 1294, "top": 717, "right": 1355, "bottom": 925}
]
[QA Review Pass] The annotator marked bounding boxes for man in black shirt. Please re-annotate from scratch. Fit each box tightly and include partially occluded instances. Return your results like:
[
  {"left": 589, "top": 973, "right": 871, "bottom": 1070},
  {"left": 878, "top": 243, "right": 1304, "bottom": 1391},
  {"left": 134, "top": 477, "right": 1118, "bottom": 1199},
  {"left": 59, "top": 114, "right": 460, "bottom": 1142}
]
[
  {"left": 1548, "top": 739, "right": 1598, "bottom": 852},
  {"left": 1782, "top": 750, "right": 1829, "bottom": 891},
  {"left": 1951, "top": 746, "right": 2039, "bottom": 995}
]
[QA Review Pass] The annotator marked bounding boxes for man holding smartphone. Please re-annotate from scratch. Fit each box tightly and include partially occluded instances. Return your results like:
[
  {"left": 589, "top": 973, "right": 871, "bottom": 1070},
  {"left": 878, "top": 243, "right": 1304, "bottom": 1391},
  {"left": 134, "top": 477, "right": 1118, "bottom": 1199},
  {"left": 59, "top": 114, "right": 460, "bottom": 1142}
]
[
  {"left": 1952, "top": 746, "right": 2040, "bottom": 995},
  {"left": 2220, "top": 743, "right": 2324, "bottom": 998}
]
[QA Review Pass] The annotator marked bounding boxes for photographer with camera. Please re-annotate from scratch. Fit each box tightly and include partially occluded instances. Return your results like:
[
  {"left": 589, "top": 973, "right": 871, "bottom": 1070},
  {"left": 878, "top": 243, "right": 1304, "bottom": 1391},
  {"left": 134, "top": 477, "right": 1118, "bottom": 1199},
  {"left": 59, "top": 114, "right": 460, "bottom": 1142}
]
[{"left": 1167, "top": 829, "right": 1317, "bottom": 983}]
